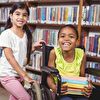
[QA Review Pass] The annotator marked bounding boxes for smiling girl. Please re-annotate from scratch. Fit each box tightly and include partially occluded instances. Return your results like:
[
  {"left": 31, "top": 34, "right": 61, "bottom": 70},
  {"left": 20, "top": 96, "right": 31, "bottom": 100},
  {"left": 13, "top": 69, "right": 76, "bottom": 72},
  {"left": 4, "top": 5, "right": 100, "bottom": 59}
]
[{"left": 0, "top": 2, "right": 43, "bottom": 100}]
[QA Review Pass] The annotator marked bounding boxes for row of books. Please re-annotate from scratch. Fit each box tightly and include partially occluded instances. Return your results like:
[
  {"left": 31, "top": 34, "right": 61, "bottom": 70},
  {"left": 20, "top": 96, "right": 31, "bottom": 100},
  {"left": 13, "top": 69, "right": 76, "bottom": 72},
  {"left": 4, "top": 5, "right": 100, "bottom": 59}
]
[
  {"left": 0, "top": 5, "right": 100, "bottom": 25},
  {"left": 0, "top": 7, "right": 10, "bottom": 22},
  {"left": 86, "top": 61, "right": 100, "bottom": 83},
  {"left": 81, "top": 31, "right": 100, "bottom": 57},
  {"left": 29, "top": 5, "right": 79, "bottom": 24},
  {"left": 82, "top": 5, "right": 100, "bottom": 25},
  {"left": 31, "top": 51, "right": 42, "bottom": 71},
  {"left": 33, "top": 28, "right": 59, "bottom": 46},
  {"left": 29, "top": 5, "right": 100, "bottom": 25}
]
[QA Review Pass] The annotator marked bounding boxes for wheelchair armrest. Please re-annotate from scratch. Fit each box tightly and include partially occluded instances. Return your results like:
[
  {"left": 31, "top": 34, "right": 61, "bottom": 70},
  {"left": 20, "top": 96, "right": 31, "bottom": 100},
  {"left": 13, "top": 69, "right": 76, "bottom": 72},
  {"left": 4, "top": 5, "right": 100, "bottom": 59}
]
[
  {"left": 42, "top": 66, "right": 59, "bottom": 74},
  {"left": 41, "top": 66, "right": 61, "bottom": 95}
]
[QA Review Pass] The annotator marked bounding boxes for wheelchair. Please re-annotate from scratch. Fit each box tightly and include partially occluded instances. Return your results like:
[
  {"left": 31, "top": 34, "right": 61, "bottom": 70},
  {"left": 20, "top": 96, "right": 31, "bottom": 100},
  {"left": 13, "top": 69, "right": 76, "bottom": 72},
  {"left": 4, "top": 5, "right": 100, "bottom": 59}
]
[
  {"left": 26, "top": 42, "right": 61, "bottom": 100},
  {"left": 26, "top": 43, "right": 100, "bottom": 100}
]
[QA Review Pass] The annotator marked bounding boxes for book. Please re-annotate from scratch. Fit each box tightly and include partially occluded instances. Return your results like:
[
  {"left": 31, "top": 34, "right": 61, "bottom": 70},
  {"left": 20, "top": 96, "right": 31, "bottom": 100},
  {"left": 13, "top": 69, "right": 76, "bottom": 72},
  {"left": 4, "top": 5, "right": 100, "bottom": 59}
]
[{"left": 61, "top": 76, "right": 88, "bottom": 95}]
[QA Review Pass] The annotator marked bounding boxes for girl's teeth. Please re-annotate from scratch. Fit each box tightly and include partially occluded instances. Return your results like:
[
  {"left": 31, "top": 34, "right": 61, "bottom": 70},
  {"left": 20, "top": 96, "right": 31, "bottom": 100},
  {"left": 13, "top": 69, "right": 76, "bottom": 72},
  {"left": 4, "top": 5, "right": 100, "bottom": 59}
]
[{"left": 64, "top": 43, "right": 69, "bottom": 45}]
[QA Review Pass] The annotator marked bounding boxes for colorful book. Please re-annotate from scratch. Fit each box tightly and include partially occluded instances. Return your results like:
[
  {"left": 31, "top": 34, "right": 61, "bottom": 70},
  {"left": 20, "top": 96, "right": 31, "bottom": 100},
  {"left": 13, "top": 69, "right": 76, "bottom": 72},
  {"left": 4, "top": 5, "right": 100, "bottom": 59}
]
[{"left": 61, "top": 76, "right": 88, "bottom": 95}]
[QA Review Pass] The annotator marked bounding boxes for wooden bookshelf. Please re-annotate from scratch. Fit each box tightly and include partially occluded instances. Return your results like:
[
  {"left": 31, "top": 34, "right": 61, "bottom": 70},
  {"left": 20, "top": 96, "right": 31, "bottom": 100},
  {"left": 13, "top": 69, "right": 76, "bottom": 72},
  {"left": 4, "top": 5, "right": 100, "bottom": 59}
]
[
  {"left": 82, "top": 25, "right": 100, "bottom": 32},
  {"left": 0, "top": 1, "right": 38, "bottom": 7},
  {"left": 86, "top": 55, "right": 100, "bottom": 63},
  {"left": 0, "top": 0, "right": 80, "bottom": 7}
]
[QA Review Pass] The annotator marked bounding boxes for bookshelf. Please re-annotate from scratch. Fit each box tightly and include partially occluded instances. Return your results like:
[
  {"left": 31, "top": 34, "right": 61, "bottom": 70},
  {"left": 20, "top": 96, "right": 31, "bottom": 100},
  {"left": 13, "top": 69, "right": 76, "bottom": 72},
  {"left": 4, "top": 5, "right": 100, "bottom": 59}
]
[
  {"left": 0, "top": 0, "right": 100, "bottom": 85},
  {"left": 82, "top": 0, "right": 100, "bottom": 87}
]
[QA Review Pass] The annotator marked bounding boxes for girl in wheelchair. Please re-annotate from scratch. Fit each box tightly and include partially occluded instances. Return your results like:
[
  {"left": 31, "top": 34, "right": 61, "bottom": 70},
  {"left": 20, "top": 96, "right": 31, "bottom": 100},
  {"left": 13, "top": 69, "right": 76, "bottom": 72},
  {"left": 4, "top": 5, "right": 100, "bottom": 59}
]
[{"left": 47, "top": 24, "right": 92, "bottom": 100}]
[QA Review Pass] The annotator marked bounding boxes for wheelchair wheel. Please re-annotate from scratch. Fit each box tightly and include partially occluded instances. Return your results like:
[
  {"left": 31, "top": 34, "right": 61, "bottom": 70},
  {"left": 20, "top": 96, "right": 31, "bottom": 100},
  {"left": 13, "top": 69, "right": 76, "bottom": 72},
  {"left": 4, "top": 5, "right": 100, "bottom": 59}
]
[
  {"left": 32, "top": 82, "right": 42, "bottom": 100},
  {"left": 41, "top": 85, "right": 55, "bottom": 100},
  {"left": 27, "top": 82, "right": 42, "bottom": 100},
  {"left": 27, "top": 88, "right": 35, "bottom": 100}
]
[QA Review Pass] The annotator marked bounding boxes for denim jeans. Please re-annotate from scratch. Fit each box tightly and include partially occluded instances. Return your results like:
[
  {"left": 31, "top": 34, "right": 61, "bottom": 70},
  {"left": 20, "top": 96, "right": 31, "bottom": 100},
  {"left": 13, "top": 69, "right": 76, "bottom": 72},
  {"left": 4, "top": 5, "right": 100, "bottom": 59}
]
[{"left": 60, "top": 95, "right": 88, "bottom": 100}]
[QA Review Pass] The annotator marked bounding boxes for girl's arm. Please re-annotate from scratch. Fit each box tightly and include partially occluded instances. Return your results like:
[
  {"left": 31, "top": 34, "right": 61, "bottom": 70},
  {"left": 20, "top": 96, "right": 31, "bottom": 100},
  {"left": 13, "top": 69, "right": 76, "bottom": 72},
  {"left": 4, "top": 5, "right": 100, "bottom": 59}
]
[
  {"left": 48, "top": 49, "right": 56, "bottom": 67},
  {"left": 32, "top": 40, "right": 45, "bottom": 52},
  {"left": 47, "top": 49, "right": 67, "bottom": 93},
  {"left": 3, "top": 47, "right": 34, "bottom": 83},
  {"left": 80, "top": 53, "right": 86, "bottom": 77},
  {"left": 80, "top": 52, "right": 93, "bottom": 97},
  {"left": 47, "top": 49, "right": 57, "bottom": 92}
]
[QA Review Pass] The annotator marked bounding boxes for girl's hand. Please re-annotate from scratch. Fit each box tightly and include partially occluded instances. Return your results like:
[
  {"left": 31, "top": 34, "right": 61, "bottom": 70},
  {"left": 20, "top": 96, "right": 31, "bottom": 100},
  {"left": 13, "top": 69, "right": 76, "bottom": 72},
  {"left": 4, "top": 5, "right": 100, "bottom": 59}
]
[
  {"left": 61, "top": 83, "right": 68, "bottom": 93},
  {"left": 24, "top": 75, "right": 36, "bottom": 83},
  {"left": 83, "top": 80, "right": 93, "bottom": 98},
  {"left": 32, "top": 40, "right": 46, "bottom": 51}
]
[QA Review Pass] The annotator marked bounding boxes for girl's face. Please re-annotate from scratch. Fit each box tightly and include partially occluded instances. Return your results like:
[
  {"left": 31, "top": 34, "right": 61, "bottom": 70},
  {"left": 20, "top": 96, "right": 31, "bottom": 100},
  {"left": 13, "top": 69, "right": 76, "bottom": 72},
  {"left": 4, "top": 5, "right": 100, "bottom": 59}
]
[
  {"left": 10, "top": 8, "right": 29, "bottom": 28},
  {"left": 58, "top": 27, "right": 77, "bottom": 51}
]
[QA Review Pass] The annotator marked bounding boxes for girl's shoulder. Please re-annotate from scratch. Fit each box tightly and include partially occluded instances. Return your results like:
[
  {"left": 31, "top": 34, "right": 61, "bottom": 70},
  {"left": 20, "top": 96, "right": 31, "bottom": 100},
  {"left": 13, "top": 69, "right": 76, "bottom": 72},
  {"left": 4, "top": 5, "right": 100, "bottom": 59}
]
[
  {"left": 50, "top": 48, "right": 55, "bottom": 55},
  {"left": 0, "top": 29, "right": 11, "bottom": 36},
  {"left": 54, "top": 47, "right": 61, "bottom": 52},
  {"left": 75, "top": 48, "right": 84, "bottom": 53},
  {"left": 54, "top": 47, "right": 62, "bottom": 57},
  {"left": 75, "top": 48, "right": 84, "bottom": 59}
]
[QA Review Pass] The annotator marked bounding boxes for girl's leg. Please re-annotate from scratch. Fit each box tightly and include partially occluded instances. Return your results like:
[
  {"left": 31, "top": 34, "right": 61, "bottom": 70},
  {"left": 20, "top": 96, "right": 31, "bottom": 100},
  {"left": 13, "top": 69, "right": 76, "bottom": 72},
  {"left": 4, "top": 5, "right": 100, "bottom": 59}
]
[
  {"left": 0, "top": 76, "right": 31, "bottom": 100},
  {"left": 76, "top": 97, "right": 88, "bottom": 100},
  {"left": 60, "top": 95, "right": 88, "bottom": 100},
  {"left": 60, "top": 96, "right": 73, "bottom": 100},
  {"left": 76, "top": 96, "right": 88, "bottom": 100},
  {"left": 9, "top": 95, "right": 17, "bottom": 100}
]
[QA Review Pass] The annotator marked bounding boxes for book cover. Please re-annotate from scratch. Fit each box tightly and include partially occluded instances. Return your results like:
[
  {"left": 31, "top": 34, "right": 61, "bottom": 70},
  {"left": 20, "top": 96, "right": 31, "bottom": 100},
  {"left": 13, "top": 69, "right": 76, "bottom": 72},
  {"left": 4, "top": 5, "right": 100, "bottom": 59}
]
[{"left": 61, "top": 76, "right": 88, "bottom": 95}]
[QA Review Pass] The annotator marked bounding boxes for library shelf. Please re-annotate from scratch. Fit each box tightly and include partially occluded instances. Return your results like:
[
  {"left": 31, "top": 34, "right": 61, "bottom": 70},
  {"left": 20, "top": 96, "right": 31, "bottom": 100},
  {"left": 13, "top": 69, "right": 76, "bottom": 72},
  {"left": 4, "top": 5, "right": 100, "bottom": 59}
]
[
  {"left": 86, "top": 55, "right": 100, "bottom": 63},
  {"left": 82, "top": 25, "right": 100, "bottom": 32},
  {"left": 0, "top": 1, "right": 38, "bottom": 7},
  {"left": 0, "top": 0, "right": 80, "bottom": 7},
  {"left": 85, "top": 67, "right": 100, "bottom": 86}
]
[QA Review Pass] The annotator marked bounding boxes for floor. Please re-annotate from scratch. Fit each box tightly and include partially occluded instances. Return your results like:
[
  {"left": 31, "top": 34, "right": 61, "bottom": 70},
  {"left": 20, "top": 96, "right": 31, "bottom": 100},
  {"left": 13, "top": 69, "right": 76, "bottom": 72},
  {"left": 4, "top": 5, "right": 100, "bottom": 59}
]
[{"left": 0, "top": 87, "right": 9, "bottom": 100}]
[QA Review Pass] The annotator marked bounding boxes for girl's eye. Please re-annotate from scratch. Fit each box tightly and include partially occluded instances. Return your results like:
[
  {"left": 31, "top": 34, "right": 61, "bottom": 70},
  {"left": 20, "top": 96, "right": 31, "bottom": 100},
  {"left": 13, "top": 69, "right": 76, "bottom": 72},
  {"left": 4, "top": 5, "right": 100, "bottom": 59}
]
[
  {"left": 60, "top": 35, "right": 65, "bottom": 38},
  {"left": 16, "top": 13, "right": 20, "bottom": 16},
  {"left": 69, "top": 35, "right": 76, "bottom": 38},
  {"left": 23, "top": 14, "right": 28, "bottom": 17},
  {"left": 15, "top": 12, "right": 28, "bottom": 17}
]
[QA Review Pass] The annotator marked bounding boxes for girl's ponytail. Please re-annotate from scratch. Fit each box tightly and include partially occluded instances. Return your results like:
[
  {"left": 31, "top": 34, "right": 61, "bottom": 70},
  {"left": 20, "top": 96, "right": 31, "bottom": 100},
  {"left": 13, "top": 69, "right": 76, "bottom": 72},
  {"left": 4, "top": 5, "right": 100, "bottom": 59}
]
[
  {"left": 5, "top": 17, "right": 12, "bottom": 30},
  {"left": 23, "top": 24, "right": 32, "bottom": 64}
]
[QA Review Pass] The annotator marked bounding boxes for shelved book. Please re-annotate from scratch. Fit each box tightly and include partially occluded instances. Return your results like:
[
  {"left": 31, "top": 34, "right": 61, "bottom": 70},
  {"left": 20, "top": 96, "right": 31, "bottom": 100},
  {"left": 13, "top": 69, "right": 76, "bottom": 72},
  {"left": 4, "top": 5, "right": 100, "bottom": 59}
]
[
  {"left": 86, "top": 61, "right": 100, "bottom": 83},
  {"left": 81, "top": 31, "right": 100, "bottom": 57},
  {"left": 61, "top": 76, "right": 88, "bottom": 95}
]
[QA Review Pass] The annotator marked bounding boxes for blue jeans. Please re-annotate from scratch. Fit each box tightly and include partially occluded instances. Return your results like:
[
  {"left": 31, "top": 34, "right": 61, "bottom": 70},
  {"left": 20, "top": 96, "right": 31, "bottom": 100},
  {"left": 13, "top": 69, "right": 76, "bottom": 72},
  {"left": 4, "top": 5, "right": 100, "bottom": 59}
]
[{"left": 60, "top": 95, "right": 88, "bottom": 100}]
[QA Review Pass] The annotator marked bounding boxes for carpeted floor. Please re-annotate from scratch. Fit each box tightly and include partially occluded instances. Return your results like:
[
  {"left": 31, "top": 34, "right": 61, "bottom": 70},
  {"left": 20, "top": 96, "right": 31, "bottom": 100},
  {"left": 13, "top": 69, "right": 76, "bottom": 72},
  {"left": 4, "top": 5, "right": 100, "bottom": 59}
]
[{"left": 0, "top": 87, "right": 9, "bottom": 100}]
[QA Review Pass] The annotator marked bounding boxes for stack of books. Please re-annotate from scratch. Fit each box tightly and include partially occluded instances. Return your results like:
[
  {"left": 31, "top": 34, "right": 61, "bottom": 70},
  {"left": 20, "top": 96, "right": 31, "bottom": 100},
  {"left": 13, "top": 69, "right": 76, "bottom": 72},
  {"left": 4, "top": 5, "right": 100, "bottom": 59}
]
[{"left": 61, "top": 76, "right": 88, "bottom": 95}]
